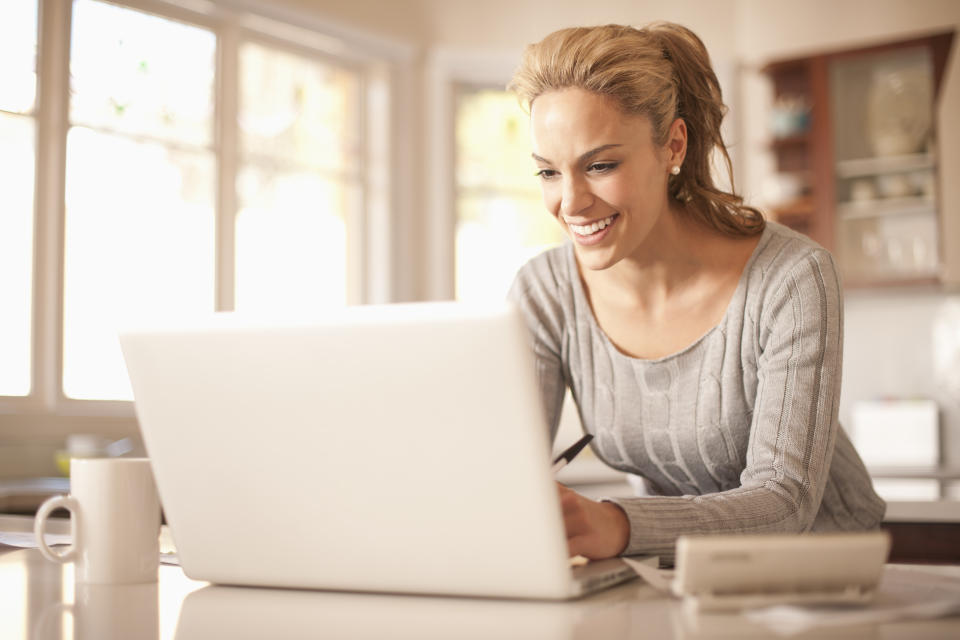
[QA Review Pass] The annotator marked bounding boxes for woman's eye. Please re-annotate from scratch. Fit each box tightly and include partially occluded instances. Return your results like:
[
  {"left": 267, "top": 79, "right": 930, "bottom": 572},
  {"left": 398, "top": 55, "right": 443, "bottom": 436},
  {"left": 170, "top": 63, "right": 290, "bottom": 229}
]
[
  {"left": 588, "top": 162, "right": 618, "bottom": 173},
  {"left": 535, "top": 168, "right": 558, "bottom": 179}
]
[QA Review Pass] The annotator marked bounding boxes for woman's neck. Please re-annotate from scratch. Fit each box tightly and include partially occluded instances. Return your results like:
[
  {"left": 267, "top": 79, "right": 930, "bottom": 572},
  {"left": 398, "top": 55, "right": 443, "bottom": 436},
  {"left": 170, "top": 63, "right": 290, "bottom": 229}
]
[{"left": 580, "top": 205, "right": 719, "bottom": 312}]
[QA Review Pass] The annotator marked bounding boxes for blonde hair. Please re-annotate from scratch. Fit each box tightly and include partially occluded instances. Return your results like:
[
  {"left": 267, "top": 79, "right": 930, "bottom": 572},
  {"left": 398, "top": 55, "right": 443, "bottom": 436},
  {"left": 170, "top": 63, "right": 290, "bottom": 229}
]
[{"left": 508, "top": 23, "right": 764, "bottom": 237}]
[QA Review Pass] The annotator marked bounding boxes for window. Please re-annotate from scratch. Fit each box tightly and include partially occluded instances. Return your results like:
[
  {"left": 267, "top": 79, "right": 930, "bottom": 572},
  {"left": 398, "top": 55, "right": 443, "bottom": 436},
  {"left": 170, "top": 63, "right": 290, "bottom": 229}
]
[
  {"left": 453, "top": 86, "right": 562, "bottom": 302},
  {"left": 63, "top": 0, "right": 217, "bottom": 400},
  {"left": 3, "top": 0, "right": 396, "bottom": 428},
  {"left": 0, "top": 0, "right": 38, "bottom": 397},
  {"left": 235, "top": 42, "right": 361, "bottom": 313}
]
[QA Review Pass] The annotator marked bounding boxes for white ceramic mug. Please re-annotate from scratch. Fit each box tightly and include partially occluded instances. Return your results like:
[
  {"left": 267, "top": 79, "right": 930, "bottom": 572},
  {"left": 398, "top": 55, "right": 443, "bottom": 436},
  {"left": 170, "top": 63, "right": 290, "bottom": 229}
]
[{"left": 34, "top": 457, "right": 161, "bottom": 584}]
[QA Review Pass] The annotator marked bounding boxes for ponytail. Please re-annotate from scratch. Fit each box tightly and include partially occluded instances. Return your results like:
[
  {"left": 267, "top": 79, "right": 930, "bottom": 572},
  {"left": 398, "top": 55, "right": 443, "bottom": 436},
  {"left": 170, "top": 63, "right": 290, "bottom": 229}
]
[{"left": 650, "top": 23, "right": 764, "bottom": 236}]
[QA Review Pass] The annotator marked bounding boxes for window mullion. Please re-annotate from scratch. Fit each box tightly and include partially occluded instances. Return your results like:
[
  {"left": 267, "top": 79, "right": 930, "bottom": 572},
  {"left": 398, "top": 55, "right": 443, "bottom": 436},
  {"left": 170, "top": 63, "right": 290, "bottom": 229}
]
[
  {"left": 351, "top": 69, "right": 370, "bottom": 306},
  {"left": 363, "top": 64, "right": 399, "bottom": 305},
  {"left": 215, "top": 20, "right": 240, "bottom": 312},
  {"left": 34, "top": 0, "right": 72, "bottom": 410}
]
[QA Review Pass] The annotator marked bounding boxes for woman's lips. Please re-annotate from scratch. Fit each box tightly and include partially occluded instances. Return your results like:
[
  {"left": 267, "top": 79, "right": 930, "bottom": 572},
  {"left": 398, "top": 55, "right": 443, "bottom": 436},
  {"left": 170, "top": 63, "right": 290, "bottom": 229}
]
[{"left": 567, "top": 213, "right": 618, "bottom": 246}]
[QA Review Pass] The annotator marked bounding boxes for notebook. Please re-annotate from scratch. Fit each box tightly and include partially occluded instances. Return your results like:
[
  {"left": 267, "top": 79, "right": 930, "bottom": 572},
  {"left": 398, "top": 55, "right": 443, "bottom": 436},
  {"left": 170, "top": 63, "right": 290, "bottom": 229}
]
[{"left": 118, "top": 302, "right": 640, "bottom": 599}]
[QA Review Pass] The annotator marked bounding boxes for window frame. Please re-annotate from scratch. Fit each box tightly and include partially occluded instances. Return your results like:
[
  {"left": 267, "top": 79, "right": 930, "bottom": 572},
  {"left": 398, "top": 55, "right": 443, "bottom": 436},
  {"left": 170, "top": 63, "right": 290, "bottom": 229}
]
[
  {"left": 424, "top": 47, "right": 521, "bottom": 301},
  {"left": 451, "top": 81, "right": 561, "bottom": 302},
  {"left": 0, "top": 0, "right": 412, "bottom": 440},
  {"left": 0, "top": 0, "right": 42, "bottom": 405},
  {"left": 228, "top": 29, "right": 369, "bottom": 313}
]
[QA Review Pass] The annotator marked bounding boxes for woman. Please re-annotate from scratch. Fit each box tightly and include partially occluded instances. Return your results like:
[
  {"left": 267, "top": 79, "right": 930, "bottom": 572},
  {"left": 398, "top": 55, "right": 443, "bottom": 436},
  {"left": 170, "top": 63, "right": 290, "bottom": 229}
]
[{"left": 507, "top": 23, "right": 885, "bottom": 559}]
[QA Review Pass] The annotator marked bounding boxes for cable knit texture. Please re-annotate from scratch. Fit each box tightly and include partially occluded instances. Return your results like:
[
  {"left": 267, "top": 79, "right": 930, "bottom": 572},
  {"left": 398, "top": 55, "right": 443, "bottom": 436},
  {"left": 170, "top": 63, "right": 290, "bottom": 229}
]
[{"left": 508, "top": 221, "right": 886, "bottom": 556}]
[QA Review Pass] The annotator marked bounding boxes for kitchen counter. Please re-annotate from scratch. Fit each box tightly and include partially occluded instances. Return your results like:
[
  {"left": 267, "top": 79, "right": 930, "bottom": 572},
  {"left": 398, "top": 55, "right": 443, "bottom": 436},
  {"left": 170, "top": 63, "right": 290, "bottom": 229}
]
[
  {"left": 2, "top": 511, "right": 959, "bottom": 640},
  {"left": 885, "top": 500, "right": 960, "bottom": 523}
]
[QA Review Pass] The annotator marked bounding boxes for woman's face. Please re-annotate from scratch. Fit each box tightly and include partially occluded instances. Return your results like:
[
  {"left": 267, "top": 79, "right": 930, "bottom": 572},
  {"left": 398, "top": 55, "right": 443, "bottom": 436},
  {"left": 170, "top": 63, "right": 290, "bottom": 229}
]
[{"left": 530, "top": 87, "right": 679, "bottom": 272}]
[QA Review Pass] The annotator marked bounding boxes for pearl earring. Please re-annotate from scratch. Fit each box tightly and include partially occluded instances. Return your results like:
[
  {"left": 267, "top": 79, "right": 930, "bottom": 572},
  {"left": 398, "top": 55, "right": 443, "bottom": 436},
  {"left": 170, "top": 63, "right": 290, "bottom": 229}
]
[{"left": 670, "top": 165, "right": 681, "bottom": 176}]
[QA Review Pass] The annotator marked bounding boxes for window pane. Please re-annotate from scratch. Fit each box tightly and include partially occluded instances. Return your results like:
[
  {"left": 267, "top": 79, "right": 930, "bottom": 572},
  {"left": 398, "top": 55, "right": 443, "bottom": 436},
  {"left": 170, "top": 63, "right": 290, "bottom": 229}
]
[
  {"left": 63, "top": 128, "right": 215, "bottom": 400},
  {"left": 236, "top": 43, "right": 362, "bottom": 310},
  {"left": 235, "top": 167, "right": 356, "bottom": 312},
  {"left": 0, "top": 113, "right": 35, "bottom": 396},
  {"left": 70, "top": 0, "right": 215, "bottom": 146},
  {"left": 456, "top": 194, "right": 563, "bottom": 302},
  {"left": 454, "top": 87, "right": 561, "bottom": 302},
  {"left": 239, "top": 42, "right": 361, "bottom": 172},
  {"left": 456, "top": 88, "right": 536, "bottom": 192},
  {"left": 0, "top": 0, "right": 38, "bottom": 114}
]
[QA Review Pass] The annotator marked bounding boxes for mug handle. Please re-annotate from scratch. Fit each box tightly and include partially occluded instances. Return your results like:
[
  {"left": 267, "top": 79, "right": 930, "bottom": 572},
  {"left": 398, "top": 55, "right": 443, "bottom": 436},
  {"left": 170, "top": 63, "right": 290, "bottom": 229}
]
[{"left": 34, "top": 495, "right": 79, "bottom": 563}]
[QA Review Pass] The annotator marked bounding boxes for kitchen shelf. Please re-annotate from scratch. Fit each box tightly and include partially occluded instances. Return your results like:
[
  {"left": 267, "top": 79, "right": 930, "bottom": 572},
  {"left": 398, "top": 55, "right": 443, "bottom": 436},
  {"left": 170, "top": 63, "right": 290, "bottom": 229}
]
[
  {"left": 760, "top": 30, "right": 955, "bottom": 286},
  {"left": 837, "top": 197, "right": 936, "bottom": 220},
  {"left": 869, "top": 466, "right": 960, "bottom": 481},
  {"left": 769, "top": 133, "right": 811, "bottom": 148},
  {"left": 884, "top": 499, "right": 960, "bottom": 523},
  {"left": 0, "top": 477, "right": 70, "bottom": 514},
  {"left": 836, "top": 153, "right": 935, "bottom": 178},
  {"left": 771, "top": 195, "right": 815, "bottom": 216},
  {"left": 870, "top": 468, "right": 960, "bottom": 504}
]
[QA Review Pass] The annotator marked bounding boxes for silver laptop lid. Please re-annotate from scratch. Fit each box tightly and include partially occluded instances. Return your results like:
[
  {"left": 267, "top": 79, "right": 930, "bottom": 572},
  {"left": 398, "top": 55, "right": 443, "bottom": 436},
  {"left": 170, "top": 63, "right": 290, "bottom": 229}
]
[{"left": 120, "top": 302, "right": 576, "bottom": 599}]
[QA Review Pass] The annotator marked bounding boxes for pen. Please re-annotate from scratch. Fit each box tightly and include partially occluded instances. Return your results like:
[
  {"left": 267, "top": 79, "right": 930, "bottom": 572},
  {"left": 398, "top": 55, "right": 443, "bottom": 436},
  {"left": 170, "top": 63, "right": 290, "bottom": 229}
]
[{"left": 551, "top": 433, "right": 594, "bottom": 474}]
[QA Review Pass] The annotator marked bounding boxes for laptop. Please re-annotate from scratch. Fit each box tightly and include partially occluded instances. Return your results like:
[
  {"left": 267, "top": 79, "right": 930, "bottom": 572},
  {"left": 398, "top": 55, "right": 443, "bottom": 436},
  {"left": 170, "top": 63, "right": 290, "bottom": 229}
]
[{"left": 118, "top": 302, "right": 639, "bottom": 599}]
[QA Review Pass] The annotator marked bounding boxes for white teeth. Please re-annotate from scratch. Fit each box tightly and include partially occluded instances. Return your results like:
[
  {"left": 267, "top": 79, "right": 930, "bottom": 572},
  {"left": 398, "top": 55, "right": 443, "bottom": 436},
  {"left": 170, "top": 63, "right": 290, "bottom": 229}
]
[{"left": 569, "top": 214, "right": 616, "bottom": 236}]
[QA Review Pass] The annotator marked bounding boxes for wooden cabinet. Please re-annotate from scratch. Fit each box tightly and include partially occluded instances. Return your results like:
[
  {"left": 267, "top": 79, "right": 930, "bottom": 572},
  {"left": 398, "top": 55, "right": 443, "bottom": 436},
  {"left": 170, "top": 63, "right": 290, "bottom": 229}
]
[
  {"left": 763, "top": 57, "right": 834, "bottom": 251},
  {"left": 762, "top": 32, "right": 956, "bottom": 287}
]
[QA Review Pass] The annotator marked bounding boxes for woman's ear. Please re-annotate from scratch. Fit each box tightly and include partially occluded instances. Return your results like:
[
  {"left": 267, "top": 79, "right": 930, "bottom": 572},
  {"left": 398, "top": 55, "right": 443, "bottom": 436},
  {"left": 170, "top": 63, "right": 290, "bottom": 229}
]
[{"left": 666, "top": 118, "right": 687, "bottom": 168}]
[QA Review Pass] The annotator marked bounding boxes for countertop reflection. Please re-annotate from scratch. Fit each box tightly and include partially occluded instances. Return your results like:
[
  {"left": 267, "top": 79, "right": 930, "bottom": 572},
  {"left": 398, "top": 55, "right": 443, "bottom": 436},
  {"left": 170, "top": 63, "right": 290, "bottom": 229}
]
[{"left": 2, "top": 547, "right": 203, "bottom": 640}]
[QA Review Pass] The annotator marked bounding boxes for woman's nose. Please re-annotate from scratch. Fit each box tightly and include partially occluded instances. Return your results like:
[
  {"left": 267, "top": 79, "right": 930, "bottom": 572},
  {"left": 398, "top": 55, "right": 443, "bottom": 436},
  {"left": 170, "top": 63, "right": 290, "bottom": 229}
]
[{"left": 559, "top": 176, "right": 592, "bottom": 219}]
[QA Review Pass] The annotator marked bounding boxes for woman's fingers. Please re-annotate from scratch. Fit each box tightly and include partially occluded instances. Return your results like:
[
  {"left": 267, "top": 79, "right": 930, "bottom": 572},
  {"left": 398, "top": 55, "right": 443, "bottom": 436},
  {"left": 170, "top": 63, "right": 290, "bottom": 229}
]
[
  {"left": 557, "top": 486, "right": 590, "bottom": 536},
  {"left": 556, "top": 483, "right": 630, "bottom": 559},
  {"left": 557, "top": 486, "right": 591, "bottom": 556}
]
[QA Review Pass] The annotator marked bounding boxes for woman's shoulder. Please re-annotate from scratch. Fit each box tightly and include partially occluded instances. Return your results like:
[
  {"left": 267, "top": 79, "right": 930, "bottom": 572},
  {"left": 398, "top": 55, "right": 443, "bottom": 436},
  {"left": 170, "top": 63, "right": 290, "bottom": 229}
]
[
  {"left": 508, "top": 244, "right": 579, "bottom": 343},
  {"left": 509, "top": 243, "right": 575, "bottom": 299},
  {"left": 748, "top": 220, "right": 841, "bottom": 291},
  {"left": 755, "top": 219, "right": 833, "bottom": 263},
  {"left": 743, "top": 221, "right": 843, "bottom": 333}
]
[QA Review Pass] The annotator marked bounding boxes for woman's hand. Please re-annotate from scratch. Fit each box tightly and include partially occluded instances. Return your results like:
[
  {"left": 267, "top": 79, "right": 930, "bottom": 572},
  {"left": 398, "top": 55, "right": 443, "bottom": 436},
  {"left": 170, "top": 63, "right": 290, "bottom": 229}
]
[{"left": 557, "top": 483, "right": 630, "bottom": 559}]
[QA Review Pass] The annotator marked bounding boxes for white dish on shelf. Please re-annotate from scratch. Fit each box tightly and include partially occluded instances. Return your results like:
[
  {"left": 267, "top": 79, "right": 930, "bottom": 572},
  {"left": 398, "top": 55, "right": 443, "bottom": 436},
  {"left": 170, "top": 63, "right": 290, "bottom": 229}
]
[
  {"left": 867, "top": 64, "right": 932, "bottom": 157},
  {"left": 850, "top": 178, "right": 877, "bottom": 202},
  {"left": 876, "top": 173, "right": 914, "bottom": 198}
]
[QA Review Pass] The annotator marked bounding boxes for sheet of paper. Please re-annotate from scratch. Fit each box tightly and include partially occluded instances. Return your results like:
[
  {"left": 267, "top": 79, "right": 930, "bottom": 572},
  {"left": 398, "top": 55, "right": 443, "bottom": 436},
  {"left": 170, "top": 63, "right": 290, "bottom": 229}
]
[
  {"left": 622, "top": 556, "right": 675, "bottom": 593},
  {"left": 0, "top": 531, "right": 72, "bottom": 549},
  {"left": 744, "top": 565, "right": 960, "bottom": 636},
  {"left": 1, "top": 531, "right": 179, "bottom": 565}
]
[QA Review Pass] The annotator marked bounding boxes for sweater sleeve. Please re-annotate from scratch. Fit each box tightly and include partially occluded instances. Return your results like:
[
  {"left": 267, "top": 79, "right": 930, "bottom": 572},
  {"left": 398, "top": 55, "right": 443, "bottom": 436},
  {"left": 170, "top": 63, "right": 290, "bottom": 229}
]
[
  {"left": 507, "top": 258, "right": 568, "bottom": 443},
  {"left": 608, "top": 249, "right": 844, "bottom": 556}
]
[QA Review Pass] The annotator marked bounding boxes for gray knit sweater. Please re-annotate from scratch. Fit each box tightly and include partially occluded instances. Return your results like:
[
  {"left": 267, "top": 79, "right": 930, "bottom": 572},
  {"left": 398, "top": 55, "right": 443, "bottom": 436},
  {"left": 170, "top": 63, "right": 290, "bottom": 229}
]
[{"left": 508, "top": 221, "right": 886, "bottom": 556}]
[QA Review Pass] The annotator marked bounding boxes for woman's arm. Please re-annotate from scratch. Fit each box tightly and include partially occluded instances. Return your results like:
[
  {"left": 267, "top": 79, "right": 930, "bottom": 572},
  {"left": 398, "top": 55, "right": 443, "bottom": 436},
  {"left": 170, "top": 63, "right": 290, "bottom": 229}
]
[
  {"left": 508, "top": 263, "right": 569, "bottom": 443},
  {"left": 602, "top": 249, "right": 845, "bottom": 556}
]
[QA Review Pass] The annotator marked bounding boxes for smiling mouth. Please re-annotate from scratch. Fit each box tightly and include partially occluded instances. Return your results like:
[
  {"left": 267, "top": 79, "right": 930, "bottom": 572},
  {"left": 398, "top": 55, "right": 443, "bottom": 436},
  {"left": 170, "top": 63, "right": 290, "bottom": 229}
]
[{"left": 567, "top": 213, "right": 618, "bottom": 237}]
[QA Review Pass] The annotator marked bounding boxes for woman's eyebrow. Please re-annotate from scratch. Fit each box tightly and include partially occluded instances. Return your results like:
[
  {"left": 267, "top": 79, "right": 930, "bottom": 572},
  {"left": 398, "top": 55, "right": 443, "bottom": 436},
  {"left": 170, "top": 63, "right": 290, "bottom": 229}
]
[{"left": 531, "top": 144, "right": 623, "bottom": 166}]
